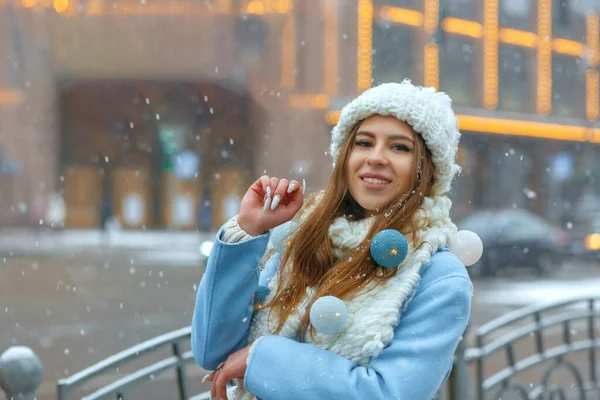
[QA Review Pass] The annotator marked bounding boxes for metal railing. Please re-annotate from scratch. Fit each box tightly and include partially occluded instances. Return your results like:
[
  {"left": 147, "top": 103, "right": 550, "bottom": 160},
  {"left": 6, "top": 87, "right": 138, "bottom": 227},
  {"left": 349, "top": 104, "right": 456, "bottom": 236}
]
[
  {"left": 464, "top": 295, "right": 600, "bottom": 400},
  {"left": 56, "top": 326, "right": 193, "bottom": 400},
  {"left": 1, "top": 295, "right": 598, "bottom": 400}
]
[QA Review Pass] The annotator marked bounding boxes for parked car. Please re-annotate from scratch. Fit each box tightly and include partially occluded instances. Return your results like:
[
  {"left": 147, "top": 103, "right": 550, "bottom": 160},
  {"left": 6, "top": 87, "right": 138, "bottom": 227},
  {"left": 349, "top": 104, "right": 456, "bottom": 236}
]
[{"left": 456, "top": 209, "right": 569, "bottom": 277}]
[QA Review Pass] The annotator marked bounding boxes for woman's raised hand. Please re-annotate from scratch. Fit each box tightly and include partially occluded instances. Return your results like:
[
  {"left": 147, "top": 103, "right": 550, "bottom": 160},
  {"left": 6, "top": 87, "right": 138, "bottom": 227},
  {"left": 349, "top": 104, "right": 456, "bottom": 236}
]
[{"left": 237, "top": 175, "right": 304, "bottom": 236}]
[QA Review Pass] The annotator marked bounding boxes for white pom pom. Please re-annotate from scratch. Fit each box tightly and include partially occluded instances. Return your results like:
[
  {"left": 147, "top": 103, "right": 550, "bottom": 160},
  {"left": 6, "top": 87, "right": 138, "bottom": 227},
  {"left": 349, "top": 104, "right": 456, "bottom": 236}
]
[
  {"left": 449, "top": 230, "right": 483, "bottom": 267},
  {"left": 310, "top": 296, "right": 348, "bottom": 335},
  {"left": 270, "top": 221, "right": 299, "bottom": 254}
]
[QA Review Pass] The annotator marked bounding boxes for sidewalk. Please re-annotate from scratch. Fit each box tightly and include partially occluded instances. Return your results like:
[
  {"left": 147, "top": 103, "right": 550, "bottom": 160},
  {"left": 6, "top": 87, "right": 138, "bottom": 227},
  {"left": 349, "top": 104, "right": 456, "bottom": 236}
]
[{"left": 0, "top": 228, "right": 218, "bottom": 261}]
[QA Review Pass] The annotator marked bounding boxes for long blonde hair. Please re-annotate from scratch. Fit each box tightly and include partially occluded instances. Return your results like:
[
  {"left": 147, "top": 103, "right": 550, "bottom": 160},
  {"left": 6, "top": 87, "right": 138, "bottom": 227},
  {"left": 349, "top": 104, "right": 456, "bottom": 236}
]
[{"left": 265, "top": 121, "right": 436, "bottom": 340}]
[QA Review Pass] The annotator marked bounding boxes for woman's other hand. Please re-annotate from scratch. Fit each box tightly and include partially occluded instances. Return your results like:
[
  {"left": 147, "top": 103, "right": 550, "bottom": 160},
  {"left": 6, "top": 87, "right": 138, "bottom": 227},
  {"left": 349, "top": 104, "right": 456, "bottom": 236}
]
[{"left": 206, "top": 346, "right": 250, "bottom": 400}]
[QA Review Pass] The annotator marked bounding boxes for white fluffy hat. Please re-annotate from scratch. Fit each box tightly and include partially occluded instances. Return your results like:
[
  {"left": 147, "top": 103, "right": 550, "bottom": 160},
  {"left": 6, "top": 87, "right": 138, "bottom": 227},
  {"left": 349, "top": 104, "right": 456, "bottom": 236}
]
[{"left": 330, "top": 80, "right": 461, "bottom": 196}]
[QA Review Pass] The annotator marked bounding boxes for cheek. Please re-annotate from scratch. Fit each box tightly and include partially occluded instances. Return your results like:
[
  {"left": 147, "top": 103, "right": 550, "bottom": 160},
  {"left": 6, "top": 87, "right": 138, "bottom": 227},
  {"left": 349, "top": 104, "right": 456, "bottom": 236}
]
[
  {"left": 393, "top": 158, "right": 416, "bottom": 187},
  {"left": 346, "top": 154, "right": 360, "bottom": 175}
]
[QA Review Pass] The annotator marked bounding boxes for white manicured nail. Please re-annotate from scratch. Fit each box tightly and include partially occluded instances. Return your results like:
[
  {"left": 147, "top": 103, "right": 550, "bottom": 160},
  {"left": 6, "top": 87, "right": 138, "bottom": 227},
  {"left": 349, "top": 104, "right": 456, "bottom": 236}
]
[
  {"left": 271, "top": 194, "right": 281, "bottom": 210},
  {"left": 287, "top": 182, "right": 298, "bottom": 193},
  {"left": 263, "top": 196, "right": 271, "bottom": 212},
  {"left": 266, "top": 186, "right": 272, "bottom": 197},
  {"left": 302, "top": 179, "right": 306, "bottom": 195}
]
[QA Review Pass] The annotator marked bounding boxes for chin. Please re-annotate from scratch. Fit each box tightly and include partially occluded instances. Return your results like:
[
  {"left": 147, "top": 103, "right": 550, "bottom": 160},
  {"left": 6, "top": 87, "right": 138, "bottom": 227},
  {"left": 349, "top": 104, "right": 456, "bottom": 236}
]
[{"left": 355, "top": 199, "right": 386, "bottom": 214}]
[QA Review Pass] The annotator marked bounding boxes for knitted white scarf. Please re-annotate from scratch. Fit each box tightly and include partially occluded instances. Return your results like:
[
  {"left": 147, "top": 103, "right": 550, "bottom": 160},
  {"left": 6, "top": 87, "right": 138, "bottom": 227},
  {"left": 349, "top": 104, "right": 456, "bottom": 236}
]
[{"left": 229, "top": 194, "right": 457, "bottom": 400}]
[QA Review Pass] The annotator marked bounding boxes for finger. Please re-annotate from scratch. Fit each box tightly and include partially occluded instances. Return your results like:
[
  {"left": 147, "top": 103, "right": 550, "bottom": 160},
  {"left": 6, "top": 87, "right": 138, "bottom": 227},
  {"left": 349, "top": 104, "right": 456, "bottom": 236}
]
[
  {"left": 202, "top": 372, "right": 214, "bottom": 383},
  {"left": 210, "top": 370, "right": 218, "bottom": 399},
  {"left": 262, "top": 177, "right": 279, "bottom": 211},
  {"left": 214, "top": 368, "right": 229, "bottom": 400},
  {"left": 269, "top": 177, "right": 280, "bottom": 195},
  {"left": 271, "top": 178, "right": 289, "bottom": 210},
  {"left": 256, "top": 175, "right": 271, "bottom": 195},
  {"left": 287, "top": 186, "right": 304, "bottom": 209},
  {"left": 286, "top": 180, "right": 301, "bottom": 195}
]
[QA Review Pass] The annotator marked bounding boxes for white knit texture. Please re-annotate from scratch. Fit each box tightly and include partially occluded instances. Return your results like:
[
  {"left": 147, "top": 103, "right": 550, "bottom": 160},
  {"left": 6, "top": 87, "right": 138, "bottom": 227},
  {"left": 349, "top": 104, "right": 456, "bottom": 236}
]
[
  {"left": 330, "top": 80, "right": 462, "bottom": 196},
  {"left": 221, "top": 216, "right": 256, "bottom": 243},
  {"left": 230, "top": 193, "right": 459, "bottom": 400}
]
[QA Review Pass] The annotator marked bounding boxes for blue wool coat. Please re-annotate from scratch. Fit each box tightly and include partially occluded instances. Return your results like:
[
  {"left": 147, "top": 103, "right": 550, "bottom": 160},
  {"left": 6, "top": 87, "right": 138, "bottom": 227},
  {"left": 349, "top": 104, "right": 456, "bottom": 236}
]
[{"left": 192, "top": 226, "right": 472, "bottom": 400}]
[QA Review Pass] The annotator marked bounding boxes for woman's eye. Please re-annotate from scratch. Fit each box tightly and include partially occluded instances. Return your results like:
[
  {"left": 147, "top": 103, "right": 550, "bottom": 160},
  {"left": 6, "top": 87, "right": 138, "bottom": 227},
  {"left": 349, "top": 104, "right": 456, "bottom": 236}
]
[
  {"left": 392, "top": 144, "right": 412, "bottom": 152},
  {"left": 355, "top": 140, "right": 372, "bottom": 147}
]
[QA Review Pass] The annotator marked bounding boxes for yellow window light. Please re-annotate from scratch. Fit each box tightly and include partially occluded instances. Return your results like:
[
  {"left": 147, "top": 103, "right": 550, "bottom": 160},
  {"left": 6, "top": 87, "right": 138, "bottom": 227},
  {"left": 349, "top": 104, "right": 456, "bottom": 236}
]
[
  {"left": 552, "top": 38, "right": 585, "bottom": 57},
  {"left": 325, "top": 110, "right": 600, "bottom": 143},
  {"left": 280, "top": 14, "right": 296, "bottom": 88},
  {"left": 247, "top": 0, "right": 264, "bottom": 14},
  {"left": 442, "top": 17, "right": 483, "bottom": 39},
  {"left": 458, "top": 115, "right": 587, "bottom": 141},
  {"left": 424, "top": 42, "right": 439, "bottom": 90},
  {"left": 311, "top": 94, "right": 330, "bottom": 109},
  {"left": 585, "top": 233, "right": 600, "bottom": 251},
  {"left": 53, "top": 0, "right": 68, "bottom": 13},
  {"left": 499, "top": 28, "right": 538, "bottom": 48},
  {"left": 483, "top": 0, "right": 499, "bottom": 110},
  {"left": 86, "top": 0, "right": 102, "bottom": 15},
  {"left": 324, "top": 0, "right": 339, "bottom": 96},
  {"left": 324, "top": 111, "right": 600, "bottom": 143},
  {"left": 587, "top": 13, "right": 599, "bottom": 68},
  {"left": 379, "top": 6, "right": 423, "bottom": 27},
  {"left": 424, "top": 0, "right": 439, "bottom": 34},
  {"left": 275, "top": 0, "right": 292, "bottom": 14},
  {"left": 289, "top": 94, "right": 330, "bottom": 109},
  {"left": 537, "top": 0, "right": 552, "bottom": 115},
  {"left": 357, "top": 0, "right": 373, "bottom": 92},
  {"left": 0, "top": 90, "right": 24, "bottom": 106},
  {"left": 326, "top": 110, "right": 341, "bottom": 125},
  {"left": 587, "top": 70, "right": 599, "bottom": 122}
]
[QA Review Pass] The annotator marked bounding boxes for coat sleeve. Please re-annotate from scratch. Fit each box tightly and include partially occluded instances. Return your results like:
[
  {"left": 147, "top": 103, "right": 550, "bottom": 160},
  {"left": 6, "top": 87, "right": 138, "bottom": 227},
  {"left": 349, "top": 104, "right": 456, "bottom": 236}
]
[
  {"left": 243, "top": 273, "right": 472, "bottom": 400},
  {"left": 191, "top": 226, "right": 277, "bottom": 371}
]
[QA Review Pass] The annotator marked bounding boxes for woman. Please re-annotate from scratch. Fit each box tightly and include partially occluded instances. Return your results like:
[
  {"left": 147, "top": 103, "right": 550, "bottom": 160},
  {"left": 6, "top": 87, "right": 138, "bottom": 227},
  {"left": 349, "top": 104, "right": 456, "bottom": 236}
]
[{"left": 192, "top": 81, "right": 474, "bottom": 400}]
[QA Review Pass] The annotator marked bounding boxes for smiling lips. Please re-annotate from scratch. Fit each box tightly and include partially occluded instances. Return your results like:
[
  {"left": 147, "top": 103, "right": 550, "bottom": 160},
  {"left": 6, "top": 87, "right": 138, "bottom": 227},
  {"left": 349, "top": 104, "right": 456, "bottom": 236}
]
[{"left": 360, "top": 173, "right": 392, "bottom": 187}]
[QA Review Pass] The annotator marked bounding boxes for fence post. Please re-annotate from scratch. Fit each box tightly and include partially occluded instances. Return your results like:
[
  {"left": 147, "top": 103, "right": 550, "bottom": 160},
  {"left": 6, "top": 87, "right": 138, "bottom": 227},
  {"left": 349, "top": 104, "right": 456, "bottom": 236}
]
[
  {"left": 0, "top": 346, "right": 43, "bottom": 400},
  {"left": 448, "top": 331, "right": 471, "bottom": 400}
]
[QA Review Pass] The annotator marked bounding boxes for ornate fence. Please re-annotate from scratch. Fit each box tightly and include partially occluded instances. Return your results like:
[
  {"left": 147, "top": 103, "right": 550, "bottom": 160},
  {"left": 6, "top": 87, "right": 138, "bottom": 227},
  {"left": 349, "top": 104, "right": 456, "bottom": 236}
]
[
  {"left": 1, "top": 295, "right": 598, "bottom": 400},
  {"left": 464, "top": 296, "right": 599, "bottom": 400}
]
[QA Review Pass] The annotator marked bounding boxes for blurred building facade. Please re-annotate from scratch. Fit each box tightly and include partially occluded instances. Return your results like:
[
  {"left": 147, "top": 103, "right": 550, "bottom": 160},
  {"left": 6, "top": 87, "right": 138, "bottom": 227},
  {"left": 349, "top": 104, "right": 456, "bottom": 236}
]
[{"left": 0, "top": 0, "right": 599, "bottom": 230}]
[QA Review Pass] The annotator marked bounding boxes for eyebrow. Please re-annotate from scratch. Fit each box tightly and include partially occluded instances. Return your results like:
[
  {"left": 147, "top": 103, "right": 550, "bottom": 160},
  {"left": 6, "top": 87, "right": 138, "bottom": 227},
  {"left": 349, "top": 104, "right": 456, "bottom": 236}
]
[{"left": 356, "top": 130, "right": 415, "bottom": 143}]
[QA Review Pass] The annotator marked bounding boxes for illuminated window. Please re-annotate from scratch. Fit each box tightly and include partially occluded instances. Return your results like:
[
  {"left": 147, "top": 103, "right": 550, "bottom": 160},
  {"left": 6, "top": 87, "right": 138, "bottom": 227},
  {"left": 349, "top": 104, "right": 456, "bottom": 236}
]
[
  {"left": 498, "top": 45, "right": 532, "bottom": 113},
  {"left": 372, "top": 21, "right": 414, "bottom": 84},
  {"left": 443, "top": 0, "right": 478, "bottom": 22},
  {"left": 552, "top": 55, "right": 586, "bottom": 119},
  {"left": 439, "top": 36, "right": 479, "bottom": 107},
  {"left": 552, "top": 0, "right": 585, "bottom": 41},
  {"left": 499, "top": 0, "right": 532, "bottom": 31}
]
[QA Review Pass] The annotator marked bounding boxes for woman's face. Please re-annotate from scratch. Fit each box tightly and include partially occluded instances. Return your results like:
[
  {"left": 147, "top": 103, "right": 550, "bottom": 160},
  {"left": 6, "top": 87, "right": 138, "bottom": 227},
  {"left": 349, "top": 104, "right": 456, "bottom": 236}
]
[{"left": 345, "top": 115, "right": 417, "bottom": 215}]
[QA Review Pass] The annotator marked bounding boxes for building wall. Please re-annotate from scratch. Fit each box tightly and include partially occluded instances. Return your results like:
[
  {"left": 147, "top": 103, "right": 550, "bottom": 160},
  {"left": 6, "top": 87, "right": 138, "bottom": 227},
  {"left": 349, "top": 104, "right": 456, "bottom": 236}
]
[{"left": 1, "top": 0, "right": 599, "bottom": 228}]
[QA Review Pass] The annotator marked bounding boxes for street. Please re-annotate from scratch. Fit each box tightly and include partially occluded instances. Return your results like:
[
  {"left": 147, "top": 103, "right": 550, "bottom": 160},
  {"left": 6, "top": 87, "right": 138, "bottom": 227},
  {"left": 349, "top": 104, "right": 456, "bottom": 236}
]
[{"left": 1, "top": 249, "right": 599, "bottom": 399}]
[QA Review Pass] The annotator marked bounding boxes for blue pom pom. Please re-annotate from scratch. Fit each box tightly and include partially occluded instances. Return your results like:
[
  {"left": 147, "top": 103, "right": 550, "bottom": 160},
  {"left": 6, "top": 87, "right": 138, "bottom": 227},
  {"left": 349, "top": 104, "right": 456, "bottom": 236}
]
[
  {"left": 254, "top": 285, "right": 270, "bottom": 305},
  {"left": 370, "top": 229, "right": 408, "bottom": 268},
  {"left": 309, "top": 296, "right": 348, "bottom": 335}
]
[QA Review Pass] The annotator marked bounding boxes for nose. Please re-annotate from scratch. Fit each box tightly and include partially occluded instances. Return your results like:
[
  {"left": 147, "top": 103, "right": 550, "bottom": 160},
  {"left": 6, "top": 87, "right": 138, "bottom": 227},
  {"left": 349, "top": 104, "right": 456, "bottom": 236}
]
[{"left": 366, "top": 145, "right": 389, "bottom": 167}]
